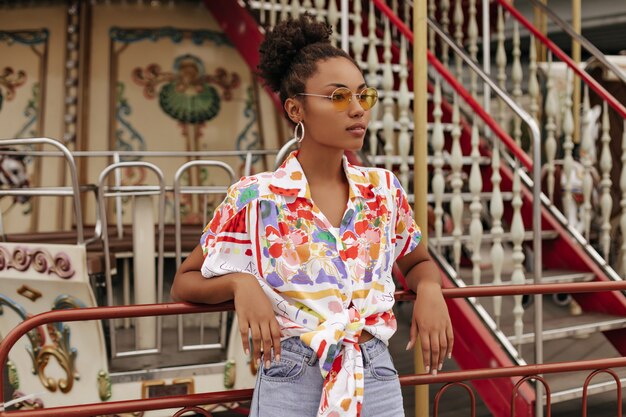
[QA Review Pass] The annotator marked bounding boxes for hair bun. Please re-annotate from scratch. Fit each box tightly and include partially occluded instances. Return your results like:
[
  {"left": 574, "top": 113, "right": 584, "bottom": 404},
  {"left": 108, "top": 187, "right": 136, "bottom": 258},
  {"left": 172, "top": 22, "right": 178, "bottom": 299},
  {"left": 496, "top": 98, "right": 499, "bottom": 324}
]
[{"left": 258, "top": 14, "right": 333, "bottom": 93}]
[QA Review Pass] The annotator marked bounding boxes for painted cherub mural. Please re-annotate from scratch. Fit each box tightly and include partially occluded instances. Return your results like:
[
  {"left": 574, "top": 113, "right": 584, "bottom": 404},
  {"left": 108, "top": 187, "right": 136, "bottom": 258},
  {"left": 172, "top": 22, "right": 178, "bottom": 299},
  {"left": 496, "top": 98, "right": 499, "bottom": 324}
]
[{"left": 132, "top": 54, "right": 241, "bottom": 154}]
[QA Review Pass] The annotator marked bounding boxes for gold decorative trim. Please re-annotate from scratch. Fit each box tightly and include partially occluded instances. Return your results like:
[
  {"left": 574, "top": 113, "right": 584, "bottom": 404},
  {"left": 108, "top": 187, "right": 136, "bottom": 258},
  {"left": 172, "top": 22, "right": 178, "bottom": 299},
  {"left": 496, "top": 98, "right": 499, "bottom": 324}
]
[
  {"left": 141, "top": 379, "right": 165, "bottom": 399},
  {"left": 17, "top": 285, "right": 42, "bottom": 302},
  {"left": 223, "top": 359, "right": 235, "bottom": 389},
  {"left": 7, "top": 360, "right": 19, "bottom": 389},
  {"left": 98, "top": 370, "right": 112, "bottom": 401},
  {"left": 141, "top": 378, "right": 195, "bottom": 399}
]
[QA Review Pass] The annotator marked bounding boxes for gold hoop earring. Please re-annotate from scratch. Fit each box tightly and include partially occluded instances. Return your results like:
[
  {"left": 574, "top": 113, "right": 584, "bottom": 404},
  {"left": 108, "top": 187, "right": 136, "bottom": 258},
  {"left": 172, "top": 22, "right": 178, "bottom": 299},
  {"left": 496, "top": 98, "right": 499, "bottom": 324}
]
[{"left": 294, "top": 121, "right": 305, "bottom": 143}]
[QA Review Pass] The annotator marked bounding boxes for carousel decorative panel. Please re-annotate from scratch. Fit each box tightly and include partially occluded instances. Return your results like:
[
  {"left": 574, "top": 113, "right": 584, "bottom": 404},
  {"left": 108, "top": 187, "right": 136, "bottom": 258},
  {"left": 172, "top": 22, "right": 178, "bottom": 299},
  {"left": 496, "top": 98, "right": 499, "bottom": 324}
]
[
  {"left": 0, "top": 30, "right": 49, "bottom": 231},
  {"left": 108, "top": 26, "right": 266, "bottom": 223}
]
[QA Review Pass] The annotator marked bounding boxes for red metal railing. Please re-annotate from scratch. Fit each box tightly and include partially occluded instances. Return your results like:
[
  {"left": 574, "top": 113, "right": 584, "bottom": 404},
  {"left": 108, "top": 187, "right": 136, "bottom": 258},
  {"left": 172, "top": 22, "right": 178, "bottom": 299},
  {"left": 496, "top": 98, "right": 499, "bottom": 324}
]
[{"left": 2, "top": 281, "right": 626, "bottom": 416}]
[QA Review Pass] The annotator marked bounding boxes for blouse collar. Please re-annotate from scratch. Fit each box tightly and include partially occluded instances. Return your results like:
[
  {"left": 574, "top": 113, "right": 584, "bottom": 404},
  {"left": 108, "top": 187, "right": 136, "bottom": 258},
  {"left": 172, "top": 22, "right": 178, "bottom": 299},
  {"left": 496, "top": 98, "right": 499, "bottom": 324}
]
[{"left": 270, "top": 151, "right": 376, "bottom": 201}]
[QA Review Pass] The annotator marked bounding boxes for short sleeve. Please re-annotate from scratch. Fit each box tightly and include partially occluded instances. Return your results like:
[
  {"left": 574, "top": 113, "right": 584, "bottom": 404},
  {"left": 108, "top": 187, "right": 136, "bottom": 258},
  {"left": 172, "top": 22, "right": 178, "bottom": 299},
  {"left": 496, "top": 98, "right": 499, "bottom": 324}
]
[
  {"left": 392, "top": 175, "right": 422, "bottom": 261},
  {"left": 200, "top": 179, "right": 258, "bottom": 279}
]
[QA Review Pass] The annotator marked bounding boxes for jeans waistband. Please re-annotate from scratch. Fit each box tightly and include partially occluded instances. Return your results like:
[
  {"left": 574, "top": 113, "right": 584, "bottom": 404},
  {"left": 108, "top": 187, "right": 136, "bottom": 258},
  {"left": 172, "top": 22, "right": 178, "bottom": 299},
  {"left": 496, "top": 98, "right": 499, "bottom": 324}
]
[{"left": 281, "top": 336, "right": 388, "bottom": 366}]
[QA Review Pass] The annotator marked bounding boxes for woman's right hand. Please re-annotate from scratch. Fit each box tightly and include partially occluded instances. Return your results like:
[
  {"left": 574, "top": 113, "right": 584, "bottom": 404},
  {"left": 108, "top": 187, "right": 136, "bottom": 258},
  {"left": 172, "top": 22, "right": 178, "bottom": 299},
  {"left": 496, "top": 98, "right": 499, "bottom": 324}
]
[{"left": 233, "top": 275, "right": 282, "bottom": 369}]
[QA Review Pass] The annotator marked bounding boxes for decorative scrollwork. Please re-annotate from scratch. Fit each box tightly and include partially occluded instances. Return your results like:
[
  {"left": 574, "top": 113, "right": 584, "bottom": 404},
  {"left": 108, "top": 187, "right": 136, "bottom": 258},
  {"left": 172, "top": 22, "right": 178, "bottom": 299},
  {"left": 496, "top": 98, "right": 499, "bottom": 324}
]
[
  {"left": 98, "top": 370, "right": 112, "bottom": 401},
  {"left": 7, "top": 360, "right": 19, "bottom": 389},
  {"left": 0, "top": 245, "right": 75, "bottom": 279}
]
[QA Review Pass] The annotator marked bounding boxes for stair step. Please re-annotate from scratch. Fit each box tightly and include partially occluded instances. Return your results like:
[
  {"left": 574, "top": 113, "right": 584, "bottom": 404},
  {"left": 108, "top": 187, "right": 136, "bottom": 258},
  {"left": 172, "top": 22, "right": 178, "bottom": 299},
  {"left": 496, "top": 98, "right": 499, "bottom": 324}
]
[
  {"left": 429, "top": 230, "right": 559, "bottom": 246},
  {"left": 547, "top": 376, "right": 626, "bottom": 404},
  {"left": 508, "top": 317, "right": 626, "bottom": 345}
]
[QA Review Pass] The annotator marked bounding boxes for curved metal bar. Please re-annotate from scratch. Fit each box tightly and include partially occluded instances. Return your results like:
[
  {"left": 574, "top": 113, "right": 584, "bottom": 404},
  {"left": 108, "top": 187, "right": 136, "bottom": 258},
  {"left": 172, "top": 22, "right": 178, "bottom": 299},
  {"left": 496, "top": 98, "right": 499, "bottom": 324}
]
[
  {"left": 173, "top": 160, "right": 236, "bottom": 354},
  {"left": 526, "top": 0, "right": 626, "bottom": 86},
  {"left": 581, "top": 368, "right": 622, "bottom": 417},
  {"left": 172, "top": 406, "right": 213, "bottom": 417},
  {"left": 274, "top": 137, "right": 299, "bottom": 170},
  {"left": 97, "top": 161, "right": 166, "bottom": 358},
  {"left": 173, "top": 160, "right": 236, "bottom": 270},
  {"left": 497, "top": 0, "right": 626, "bottom": 120},
  {"left": 510, "top": 375, "right": 551, "bottom": 417},
  {"left": 433, "top": 382, "right": 476, "bottom": 417},
  {"left": 0, "top": 138, "right": 84, "bottom": 244}
]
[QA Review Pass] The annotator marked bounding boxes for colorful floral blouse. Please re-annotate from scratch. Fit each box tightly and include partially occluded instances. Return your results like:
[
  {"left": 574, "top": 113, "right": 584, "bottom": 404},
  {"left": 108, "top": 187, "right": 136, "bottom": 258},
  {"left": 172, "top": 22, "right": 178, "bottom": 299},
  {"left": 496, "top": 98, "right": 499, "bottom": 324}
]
[{"left": 200, "top": 151, "right": 421, "bottom": 417}]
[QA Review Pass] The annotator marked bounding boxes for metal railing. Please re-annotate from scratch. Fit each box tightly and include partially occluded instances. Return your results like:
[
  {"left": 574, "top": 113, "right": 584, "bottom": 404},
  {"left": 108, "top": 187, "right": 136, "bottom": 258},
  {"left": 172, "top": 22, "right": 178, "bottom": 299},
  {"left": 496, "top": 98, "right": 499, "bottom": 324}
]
[
  {"left": 2, "top": 281, "right": 626, "bottom": 416},
  {"left": 173, "top": 160, "right": 236, "bottom": 353}
]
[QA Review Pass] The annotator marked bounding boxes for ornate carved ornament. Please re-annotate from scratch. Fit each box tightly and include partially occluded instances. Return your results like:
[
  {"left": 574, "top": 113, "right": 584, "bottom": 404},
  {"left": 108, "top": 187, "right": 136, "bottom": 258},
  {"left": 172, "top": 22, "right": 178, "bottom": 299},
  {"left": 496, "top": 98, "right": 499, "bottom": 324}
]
[{"left": 0, "top": 245, "right": 75, "bottom": 279}]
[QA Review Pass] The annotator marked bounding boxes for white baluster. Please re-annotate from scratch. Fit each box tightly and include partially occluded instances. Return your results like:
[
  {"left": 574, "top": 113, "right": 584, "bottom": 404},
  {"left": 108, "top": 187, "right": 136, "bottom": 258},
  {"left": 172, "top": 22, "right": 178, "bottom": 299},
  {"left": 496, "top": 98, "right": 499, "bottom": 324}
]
[
  {"left": 467, "top": 0, "right": 478, "bottom": 96},
  {"left": 600, "top": 101, "right": 613, "bottom": 261},
  {"left": 269, "top": 0, "right": 277, "bottom": 27},
  {"left": 581, "top": 87, "right": 593, "bottom": 240},
  {"left": 510, "top": 166, "right": 526, "bottom": 357},
  {"left": 280, "top": 0, "right": 289, "bottom": 21},
  {"left": 511, "top": 21, "right": 523, "bottom": 147},
  {"left": 302, "top": 0, "right": 312, "bottom": 9},
  {"left": 544, "top": 54, "right": 558, "bottom": 202},
  {"left": 327, "top": 0, "right": 338, "bottom": 46},
  {"left": 352, "top": 0, "right": 364, "bottom": 63},
  {"left": 382, "top": 18, "right": 395, "bottom": 171},
  {"left": 562, "top": 70, "right": 576, "bottom": 225},
  {"left": 398, "top": 36, "right": 410, "bottom": 190},
  {"left": 366, "top": 4, "right": 380, "bottom": 157},
  {"left": 620, "top": 121, "right": 626, "bottom": 277},
  {"left": 469, "top": 118, "right": 483, "bottom": 287},
  {"left": 453, "top": 0, "right": 464, "bottom": 81},
  {"left": 259, "top": 0, "right": 266, "bottom": 26},
  {"left": 450, "top": 95, "right": 464, "bottom": 272},
  {"left": 440, "top": 0, "right": 450, "bottom": 68},
  {"left": 496, "top": 5, "right": 507, "bottom": 129},
  {"left": 291, "top": 0, "right": 301, "bottom": 18},
  {"left": 432, "top": 78, "right": 445, "bottom": 251},
  {"left": 491, "top": 144, "right": 504, "bottom": 328},
  {"left": 314, "top": 0, "right": 325, "bottom": 21},
  {"left": 528, "top": 37, "right": 539, "bottom": 161}
]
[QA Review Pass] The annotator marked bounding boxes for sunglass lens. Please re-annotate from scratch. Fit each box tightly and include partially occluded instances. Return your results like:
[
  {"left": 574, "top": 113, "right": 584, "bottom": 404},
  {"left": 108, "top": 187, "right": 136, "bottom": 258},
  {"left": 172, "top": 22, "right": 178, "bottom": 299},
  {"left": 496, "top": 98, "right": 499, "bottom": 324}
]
[
  {"left": 359, "top": 88, "right": 378, "bottom": 110},
  {"left": 331, "top": 88, "right": 352, "bottom": 110}
]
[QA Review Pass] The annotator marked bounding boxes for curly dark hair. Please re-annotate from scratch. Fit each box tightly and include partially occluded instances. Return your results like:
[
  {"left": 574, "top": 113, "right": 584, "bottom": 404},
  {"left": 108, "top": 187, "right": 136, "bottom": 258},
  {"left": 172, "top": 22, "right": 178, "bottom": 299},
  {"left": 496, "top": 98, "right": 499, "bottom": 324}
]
[{"left": 257, "top": 14, "right": 358, "bottom": 112}]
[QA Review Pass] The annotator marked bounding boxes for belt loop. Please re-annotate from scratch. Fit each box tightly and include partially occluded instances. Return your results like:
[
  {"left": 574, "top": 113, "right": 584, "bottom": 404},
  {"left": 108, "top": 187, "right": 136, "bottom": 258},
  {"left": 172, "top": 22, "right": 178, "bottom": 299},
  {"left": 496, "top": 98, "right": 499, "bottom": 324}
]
[{"left": 360, "top": 342, "right": 371, "bottom": 368}]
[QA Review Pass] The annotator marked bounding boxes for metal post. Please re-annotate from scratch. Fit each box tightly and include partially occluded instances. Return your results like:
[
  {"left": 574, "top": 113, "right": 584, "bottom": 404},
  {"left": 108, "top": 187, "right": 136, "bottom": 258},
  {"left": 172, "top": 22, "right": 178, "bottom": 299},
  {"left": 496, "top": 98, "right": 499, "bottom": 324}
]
[
  {"left": 572, "top": 0, "right": 581, "bottom": 143},
  {"left": 414, "top": 0, "right": 429, "bottom": 416},
  {"left": 482, "top": 0, "right": 491, "bottom": 126},
  {"left": 341, "top": 0, "right": 349, "bottom": 52}
]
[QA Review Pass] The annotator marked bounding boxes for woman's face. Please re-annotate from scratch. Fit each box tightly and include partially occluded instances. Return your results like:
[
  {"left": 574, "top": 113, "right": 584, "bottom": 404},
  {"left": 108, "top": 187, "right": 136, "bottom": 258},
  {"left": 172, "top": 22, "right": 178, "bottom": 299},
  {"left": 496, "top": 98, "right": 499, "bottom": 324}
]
[{"left": 288, "top": 57, "right": 372, "bottom": 152}]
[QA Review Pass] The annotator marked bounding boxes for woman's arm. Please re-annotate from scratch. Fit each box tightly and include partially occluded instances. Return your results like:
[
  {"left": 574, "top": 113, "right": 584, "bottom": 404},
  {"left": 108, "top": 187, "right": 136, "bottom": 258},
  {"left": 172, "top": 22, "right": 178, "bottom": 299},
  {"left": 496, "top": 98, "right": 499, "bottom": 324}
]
[
  {"left": 171, "top": 244, "right": 282, "bottom": 368},
  {"left": 396, "top": 243, "right": 453, "bottom": 375},
  {"left": 171, "top": 244, "right": 247, "bottom": 304}
]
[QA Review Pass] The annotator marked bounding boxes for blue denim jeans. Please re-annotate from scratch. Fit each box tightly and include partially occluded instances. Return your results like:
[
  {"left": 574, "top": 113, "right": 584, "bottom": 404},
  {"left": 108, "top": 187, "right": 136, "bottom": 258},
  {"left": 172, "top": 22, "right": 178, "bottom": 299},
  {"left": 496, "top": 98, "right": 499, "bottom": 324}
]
[{"left": 249, "top": 336, "right": 405, "bottom": 417}]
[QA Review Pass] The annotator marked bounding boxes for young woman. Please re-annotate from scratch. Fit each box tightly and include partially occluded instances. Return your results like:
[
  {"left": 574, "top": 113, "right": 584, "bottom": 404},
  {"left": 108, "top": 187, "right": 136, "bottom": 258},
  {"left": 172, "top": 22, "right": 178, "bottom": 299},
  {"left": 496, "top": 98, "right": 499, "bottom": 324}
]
[{"left": 171, "top": 14, "right": 453, "bottom": 417}]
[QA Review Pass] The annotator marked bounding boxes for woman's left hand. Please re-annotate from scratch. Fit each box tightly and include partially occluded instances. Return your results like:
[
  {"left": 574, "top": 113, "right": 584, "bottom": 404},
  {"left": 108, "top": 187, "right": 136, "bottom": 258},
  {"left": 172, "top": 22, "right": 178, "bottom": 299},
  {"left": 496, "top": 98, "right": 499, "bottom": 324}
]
[{"left": 406, "top": 280, "right": 453, "bottom": 375}]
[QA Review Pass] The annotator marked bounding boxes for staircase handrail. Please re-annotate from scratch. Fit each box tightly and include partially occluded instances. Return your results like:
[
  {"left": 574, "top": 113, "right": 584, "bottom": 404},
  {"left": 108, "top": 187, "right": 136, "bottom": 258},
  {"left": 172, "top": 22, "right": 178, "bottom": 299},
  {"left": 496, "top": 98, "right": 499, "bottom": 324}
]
[
  {"left": 497, "top": 0, "right": 626, "bottom": 120},
  {"left": 526, "top": 0, "right": 626, "bottom": 86}
]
